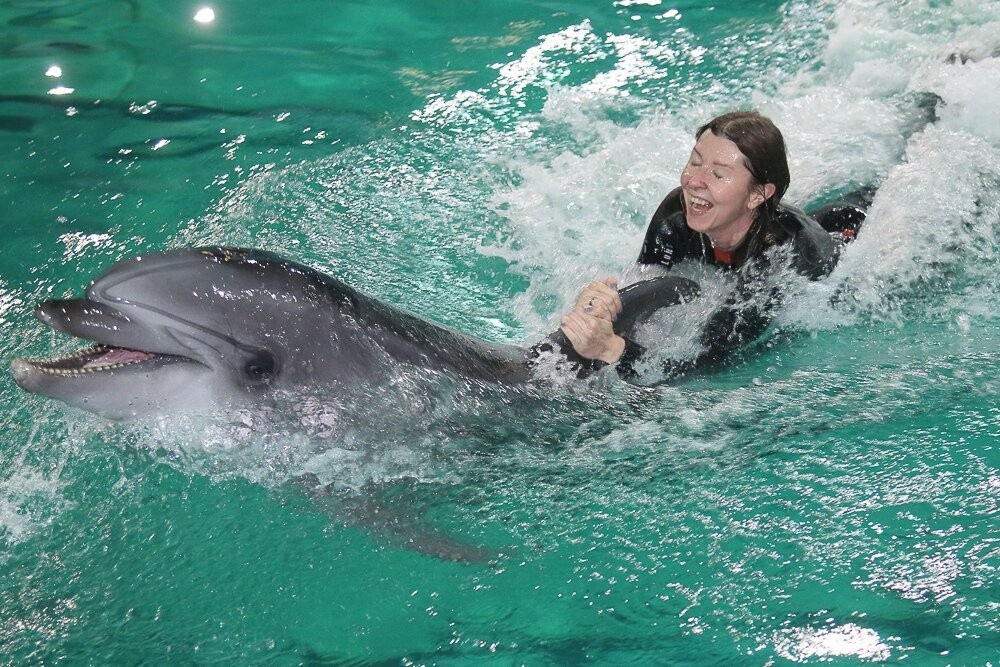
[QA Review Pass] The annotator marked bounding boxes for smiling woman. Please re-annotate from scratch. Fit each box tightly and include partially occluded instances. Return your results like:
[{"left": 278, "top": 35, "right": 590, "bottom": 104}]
[
  {"left": 557, "top": 111, "right": 845, "bottom": 379},
  {"left": 681, "top": 112, "right": 788, "bottom": 248}
]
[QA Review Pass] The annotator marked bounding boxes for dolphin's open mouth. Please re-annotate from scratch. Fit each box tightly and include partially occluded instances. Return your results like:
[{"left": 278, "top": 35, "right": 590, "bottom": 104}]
[
  {"left": 12, "top": 294, "right": 207, "bottom": 381},
  {"left": 16, "top": 344, "right": 190, "bottom": 376}
]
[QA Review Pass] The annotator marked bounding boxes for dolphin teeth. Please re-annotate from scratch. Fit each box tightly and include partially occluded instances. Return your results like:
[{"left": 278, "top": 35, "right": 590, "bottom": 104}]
[
  {"left": 22, "top": 344, "right": 104, "bottom": 365},
  {"left": 35, "top": 362, "right": 120, "bottom": 376},
  {"left": 24, "top": 344, "right": 163, "bottom": 375}
]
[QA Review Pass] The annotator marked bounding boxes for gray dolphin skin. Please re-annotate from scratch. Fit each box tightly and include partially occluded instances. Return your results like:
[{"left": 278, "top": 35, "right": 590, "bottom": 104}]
[{"left": 11, "top": 246, "right": 699, "bottom": 419}]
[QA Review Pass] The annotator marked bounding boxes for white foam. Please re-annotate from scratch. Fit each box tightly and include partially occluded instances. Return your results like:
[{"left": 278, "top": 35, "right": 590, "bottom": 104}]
[
  {"left": 926, "top": 56, "right": 1000, "bottom": 145},
  {"left": 0, "top": 468, "right": 67, "bottom": 547},
  {"left": 754, "top": 91, "right": 908, "bottom": 203},
  {"left": 485, "top": 110, "right": 692, "bottom": 335},
  {"left": 774, "top": 623, "right": 892, "bottom": 662},
  {"left": 829, "top": 125, "right": 998, "bottom": 316}
]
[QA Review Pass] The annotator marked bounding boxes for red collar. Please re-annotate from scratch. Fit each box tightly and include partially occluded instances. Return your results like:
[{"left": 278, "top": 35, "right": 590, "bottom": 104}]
[{"left": 713, "top": 246, "right": 734, "bottom": 265}]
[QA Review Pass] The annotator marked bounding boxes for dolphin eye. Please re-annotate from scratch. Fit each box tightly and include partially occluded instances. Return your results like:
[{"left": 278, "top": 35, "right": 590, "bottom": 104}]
[{"left": 243, "top": 351, "right": 277, "bottom": 384}]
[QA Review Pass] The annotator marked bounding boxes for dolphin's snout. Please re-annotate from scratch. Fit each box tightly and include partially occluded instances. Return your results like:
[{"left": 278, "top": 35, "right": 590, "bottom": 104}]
[
  {"left": 32, "top": 298, "right": 134, "bottom": 343},
  {"left": 10, "top": 358, "right": 37, "bottom": 390},
  {"left": 35, "top": 299, "right": 71, "bottom": 327}
]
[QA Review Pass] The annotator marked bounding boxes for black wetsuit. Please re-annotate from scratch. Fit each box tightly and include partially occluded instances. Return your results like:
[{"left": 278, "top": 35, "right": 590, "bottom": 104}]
[{"left": 537, "top": 186, "right": 864, "bottom": 383}]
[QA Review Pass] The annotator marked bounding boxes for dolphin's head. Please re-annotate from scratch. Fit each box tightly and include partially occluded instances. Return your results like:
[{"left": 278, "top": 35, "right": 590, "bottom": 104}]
[{"left": 11, "top": 247, "right": 367, "bottom": 419}]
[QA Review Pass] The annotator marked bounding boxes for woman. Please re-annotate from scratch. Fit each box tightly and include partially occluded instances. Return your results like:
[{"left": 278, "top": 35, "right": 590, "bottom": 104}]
[{"left": 557, "top": 111, "right": 842, "bottom": 381}]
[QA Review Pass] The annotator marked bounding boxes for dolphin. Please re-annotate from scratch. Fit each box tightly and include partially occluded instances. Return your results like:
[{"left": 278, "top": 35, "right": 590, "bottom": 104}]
[{"left": 10, "top": 246, "right": 700, "bottom": 419}]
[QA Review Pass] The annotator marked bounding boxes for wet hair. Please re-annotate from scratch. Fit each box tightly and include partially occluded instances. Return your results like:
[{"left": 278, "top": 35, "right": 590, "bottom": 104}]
[{"left": 696, "top": 111, "right": 789, "bottom": 225}]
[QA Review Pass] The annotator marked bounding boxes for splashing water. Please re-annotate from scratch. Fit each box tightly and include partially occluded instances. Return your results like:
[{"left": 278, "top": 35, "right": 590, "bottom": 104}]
[{"left": 2, "top": 0, "right": 999, "bottom": 663}]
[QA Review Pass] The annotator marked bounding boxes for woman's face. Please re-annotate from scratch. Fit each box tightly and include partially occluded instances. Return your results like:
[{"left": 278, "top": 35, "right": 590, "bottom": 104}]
[{"left": 680, "top": 131, "right": 770, "bottom": 247}]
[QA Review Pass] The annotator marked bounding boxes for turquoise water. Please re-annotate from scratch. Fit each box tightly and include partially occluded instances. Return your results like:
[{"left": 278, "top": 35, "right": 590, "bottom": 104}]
[{"left": 2, "top": 0, "right": 999, "bottom": 663}]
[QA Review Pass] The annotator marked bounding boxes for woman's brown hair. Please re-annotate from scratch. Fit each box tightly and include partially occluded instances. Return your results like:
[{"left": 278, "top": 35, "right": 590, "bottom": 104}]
[{"left": 696, "top": 111, "right": 790, "bottom": 225}]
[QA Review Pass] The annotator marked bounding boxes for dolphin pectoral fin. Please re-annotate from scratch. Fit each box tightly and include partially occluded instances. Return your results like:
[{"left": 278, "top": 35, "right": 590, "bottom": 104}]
[
  {"left": 291, "top": 474, "right": 496, "bottom": 564},
  {"left": 529, "top": 275, "right": 702, "bottom": 377},
  {"left": 362, "top": 508, "right": 497, "bottom": 564},
  {"left": 613, "top": 275, "right": 701, "bottom": 338}
]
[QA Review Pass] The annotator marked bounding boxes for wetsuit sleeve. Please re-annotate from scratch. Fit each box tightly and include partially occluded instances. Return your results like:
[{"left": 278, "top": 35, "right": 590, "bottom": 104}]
[
  {"left": 638, "top": 188, "right": 687, "bottom": 266},
  {"left": 612, "top": 338, "right": 647, "bottom": 381}
]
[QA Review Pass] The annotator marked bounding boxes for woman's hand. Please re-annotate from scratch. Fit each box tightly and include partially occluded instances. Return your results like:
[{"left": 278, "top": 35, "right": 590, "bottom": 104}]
[
  {"left": 560, "top": 277, "right": 626, "bottom": 364},
  {"left": 571, "top": 277, "right": 622, "bottom": 322}
]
